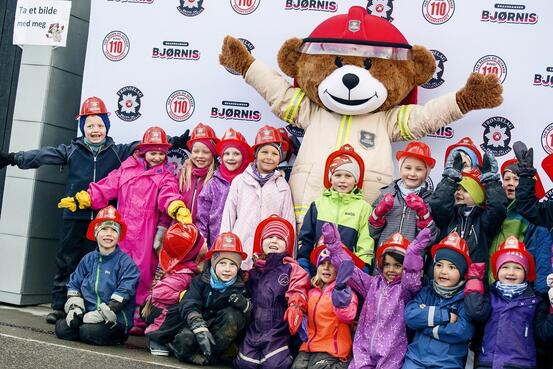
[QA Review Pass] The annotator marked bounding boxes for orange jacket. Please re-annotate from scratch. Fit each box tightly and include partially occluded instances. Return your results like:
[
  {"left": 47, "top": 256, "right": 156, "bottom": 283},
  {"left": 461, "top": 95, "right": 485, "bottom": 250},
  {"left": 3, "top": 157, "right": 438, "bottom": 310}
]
[{"left": 300, "top": 281, "right": 358, "bottom": 359}]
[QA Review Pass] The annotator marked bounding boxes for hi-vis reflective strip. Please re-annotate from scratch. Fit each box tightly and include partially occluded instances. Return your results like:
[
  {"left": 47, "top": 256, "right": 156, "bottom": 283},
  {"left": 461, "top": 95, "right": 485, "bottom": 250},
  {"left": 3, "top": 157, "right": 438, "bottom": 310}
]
[
  {"left": 283, "top": 88, "right": 306, "bottom": 124},
  {"left": 294, "top": 204, "right": 309, "bottom": 216},
  {"left": 398, "top": 105, "right": 414, "bottom": 140},
  {"left": 335, "top": 115, "right": 352, "bottom": 149}
]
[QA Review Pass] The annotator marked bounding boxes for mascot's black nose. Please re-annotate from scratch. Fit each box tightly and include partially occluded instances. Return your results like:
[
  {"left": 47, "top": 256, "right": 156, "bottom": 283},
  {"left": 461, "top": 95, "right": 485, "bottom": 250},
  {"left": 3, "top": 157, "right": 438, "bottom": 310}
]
[{"left": 342, "top": 73, "right": 360, "bottom": 90}]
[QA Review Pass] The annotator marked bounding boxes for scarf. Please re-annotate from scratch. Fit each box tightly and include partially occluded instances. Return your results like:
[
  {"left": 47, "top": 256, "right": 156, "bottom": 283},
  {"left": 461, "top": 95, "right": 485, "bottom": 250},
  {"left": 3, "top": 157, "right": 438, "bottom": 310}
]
[
  {"left": 84, "top": 138, "right": 105, "bottom": 154},
  {"left": 251, "top": 162, "right": 275, "bottom": 187},
  {"left": 495, "top": 281, "right": 528, "bottom": 299},
  {"left": 192, "top": 166, "right": 209, "bottom": 178},
  {"left": 433, "top": 279, "right": 466, "bottom": 299},
  {"left": 397, "top": 180, "right": 423, "bottom": 198},
  {"left": 209, "top": 267, "right": 236, "bottom": 292},
  {"left": 219, "top": 159, "right": 249, "bottom": 183}
]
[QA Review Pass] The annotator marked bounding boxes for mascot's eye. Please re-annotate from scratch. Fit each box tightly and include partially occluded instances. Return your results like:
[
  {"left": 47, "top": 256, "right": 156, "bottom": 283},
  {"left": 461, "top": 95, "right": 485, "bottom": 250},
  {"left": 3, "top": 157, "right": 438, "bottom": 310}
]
[
  {"left": 364, "top": 58, "right": 372, "bottom": 70},
  {"left": 335, "top": 57, "right": 343, "bottom": 68}
]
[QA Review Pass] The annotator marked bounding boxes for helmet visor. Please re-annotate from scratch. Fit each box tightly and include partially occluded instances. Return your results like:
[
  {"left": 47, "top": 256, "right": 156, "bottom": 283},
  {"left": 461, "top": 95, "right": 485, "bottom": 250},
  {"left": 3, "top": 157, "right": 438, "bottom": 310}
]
[{"left": 300, "top": 42, "right": 411, "bottom": 60}]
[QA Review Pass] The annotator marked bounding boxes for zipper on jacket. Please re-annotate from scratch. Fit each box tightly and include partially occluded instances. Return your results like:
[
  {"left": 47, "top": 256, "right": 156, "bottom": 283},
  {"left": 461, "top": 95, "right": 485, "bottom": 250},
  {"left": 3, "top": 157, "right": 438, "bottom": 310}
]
[
  {"left": 399, "top": 204, "right": 407, "bottom": 233},
  {"left": 333, "top": 326, "right": 339, "bottom": 354},
  {"left": 191, "top": 176, "right": 200, "bottom": 214},
  {"left": 369, "top": 287, "right": 384, "bottom": 353},
  {"left": 90, "top": 154, "right": 98, "bottom": 220},
  {"left": 94, "top": 255, "right": 103, "bottom": 308}
]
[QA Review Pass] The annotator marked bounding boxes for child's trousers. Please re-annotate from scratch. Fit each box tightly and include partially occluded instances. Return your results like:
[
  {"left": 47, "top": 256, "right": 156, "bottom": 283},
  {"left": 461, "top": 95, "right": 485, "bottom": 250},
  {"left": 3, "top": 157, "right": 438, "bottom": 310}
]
[
  {"left": 51, "top": 219, "right": 96, "bottom": 311},
  {"left": 292, "top": 352, "right": 350, "bottom": 369},
  {"left": 172, "top": 307, "right": 246, "bottom": 363},
  {"left": 55, "top": 319, "right": 126, "bottom": 346}
]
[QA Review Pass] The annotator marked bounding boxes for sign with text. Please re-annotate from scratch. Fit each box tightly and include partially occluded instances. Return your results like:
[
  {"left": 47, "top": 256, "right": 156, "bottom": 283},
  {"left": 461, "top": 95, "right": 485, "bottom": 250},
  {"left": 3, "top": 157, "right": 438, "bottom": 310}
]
[{"left": 13, "top": 0, "right": 71, "bottom": 46}]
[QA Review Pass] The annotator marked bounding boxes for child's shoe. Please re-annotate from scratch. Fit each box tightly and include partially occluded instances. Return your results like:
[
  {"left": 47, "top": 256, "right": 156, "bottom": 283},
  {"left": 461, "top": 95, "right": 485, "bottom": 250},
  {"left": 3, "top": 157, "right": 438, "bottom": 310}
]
[
  {"left": 45, "top": 310, "right": 66, "bottom": 324},
  {"left": 128, "top": 326, "right": 145, "bottom": 336},
  {"left": 149, "top": 339, "right": 170, "bottom": 356}
]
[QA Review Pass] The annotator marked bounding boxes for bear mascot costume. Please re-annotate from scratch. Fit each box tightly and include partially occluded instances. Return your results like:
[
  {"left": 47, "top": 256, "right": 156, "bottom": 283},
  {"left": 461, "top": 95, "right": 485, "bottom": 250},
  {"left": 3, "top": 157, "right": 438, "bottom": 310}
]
[{"left": 219, "top": 6, "right": 503, "bottom": 227}]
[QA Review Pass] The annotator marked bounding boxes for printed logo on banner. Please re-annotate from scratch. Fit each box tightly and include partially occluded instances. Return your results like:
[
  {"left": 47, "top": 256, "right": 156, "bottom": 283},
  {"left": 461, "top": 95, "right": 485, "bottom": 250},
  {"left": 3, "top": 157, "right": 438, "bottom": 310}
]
[
  {"left": 422, "top": 0, "right": 455, "bottom": 25},
  {"left": 481, "top": 3, "right": 538, "bottom": 25},
  {"left": 540, "top": 122, "right": 553, "bottom": 154},
  {"left": 226, "top": 39, "right": 254, "bottom": 75},
  {"left": 107, "top": 0, "right": 154, "bottom": 4},
  {"left": 428, "top": 126, "right": 454, "bottom": 139},
  {"left": 534, "top": 67, "right": 553, "bottom": 88},
  {"left": 473, "top": 55, "right": 507, "bottom": 84},
  {"left": 166, "top": 90, "right": 195, "bottom": 122},
  {"left": 284, "top": 0, "right": 337, "bottom": 12},
  {"left": 480, "top": 116, "right": 514, "bottom": 157},
  {"left": 422, "top": 50, "right": 447, "bottom": 89},
  {"left": 231, "top": 0, "right": 260, "bottom": 15},
  {"left": 152, "top": 41, "right": 200, "bottom": 60},
  {"left": 211, "top": 100, "right": 261, "bottom": 121},
  {"left": 166, "top": 148, "right": 189, "bottom": 176},
  {"left": 177, "top": 0, "right": 204, "bottom": 16},
  {"left": 102, "top": 31, "right": 130, "bottom": 62},
  {"left": 116, "top": 86, "right": 143, "bottom": 122},
  {"left": 366, "top": 0, "right": 394, "bottom": 21},
  {"left": 285, "top": 124, "right": 304, "bottom": 138}
]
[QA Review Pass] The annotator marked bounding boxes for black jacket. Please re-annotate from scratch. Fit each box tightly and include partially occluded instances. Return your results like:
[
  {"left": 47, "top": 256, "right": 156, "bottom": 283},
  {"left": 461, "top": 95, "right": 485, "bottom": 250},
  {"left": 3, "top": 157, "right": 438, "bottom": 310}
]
[{"left": 516, "top": 175, "right": 553, "bottom": 230}]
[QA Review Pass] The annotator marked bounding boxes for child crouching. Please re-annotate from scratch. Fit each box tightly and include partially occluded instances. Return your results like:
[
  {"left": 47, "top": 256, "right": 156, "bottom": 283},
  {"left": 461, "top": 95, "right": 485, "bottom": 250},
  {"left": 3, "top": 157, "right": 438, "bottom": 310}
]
[
  {"left": 292, "top": 240, "right": 362, "bottom": 369},
  {"left": 234, "top": 215, "right": 310, "bottom": 369},
  {"left": 172, "top": 232, "right": 250, "bottom": 365},
  {"left": 55, "top": 206, "right": 139, "bottom": 345},
  {"left": 403, "top": 232, "right": 475, "bottom": 369}
]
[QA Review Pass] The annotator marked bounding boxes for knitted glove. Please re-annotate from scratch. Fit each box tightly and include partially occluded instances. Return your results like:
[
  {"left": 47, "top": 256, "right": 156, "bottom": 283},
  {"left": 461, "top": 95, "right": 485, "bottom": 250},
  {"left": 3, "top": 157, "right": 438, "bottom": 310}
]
[
  {"left": 228, "top": 293, "right": 252, "bottom": 314},
  {"left": 479, "top": 150, "right": 500, "bottom": 184},
  {"left": 443, "top": 152, "right": 464, "bottom": 182},
  {"left": 513, "top": 141, "right": 536, "bottom": 177},
  {"left": 370, "top": 193, "right": 394, "bottom": 227},
  {"left": 0, "top": 151, "right": 16, "bottom": 169},
  {"left": 321, "top": 223, "right": 342, "bottom": 254},
  {"left": 332, "top": 260, "right": 354, "bottom": 308},
  {"left": 464, "top": 263, "right": 486, "bottom": 295},
  {"left": 64, "top": 296, "right": 85, "bottom": 328},
  {"left": 403, "top": 228, "right": 432, "bottom": 271},
  {"left": 170, "top": 129, "right": 190, "bottom": 150},
  {"left": 405, "top": 193, "right": 433, "bottom": 229},
  {"left": 187, "top": 312, "right": 215, "bottom": 360},
  {"left": 153, "top": 226, "right": 167, "bottom": 251}
]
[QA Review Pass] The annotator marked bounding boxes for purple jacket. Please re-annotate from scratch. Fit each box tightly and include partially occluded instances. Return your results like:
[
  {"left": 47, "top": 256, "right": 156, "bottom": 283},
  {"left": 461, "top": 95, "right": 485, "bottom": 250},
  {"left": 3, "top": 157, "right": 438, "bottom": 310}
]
[
  {"left": 181, "top": 169, "right": 207, "bottom": 222},
  {"left": 196, "top": 169, "right": 230, "bottom": 248},
  {"left": 330, "top": 247, "right": 423, "bottom": 369}
]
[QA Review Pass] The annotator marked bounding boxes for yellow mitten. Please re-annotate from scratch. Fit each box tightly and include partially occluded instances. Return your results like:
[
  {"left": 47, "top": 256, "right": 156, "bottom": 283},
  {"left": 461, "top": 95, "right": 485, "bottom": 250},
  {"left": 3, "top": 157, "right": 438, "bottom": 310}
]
[
  {"left": 176, "top": 207, "right": 192, "bottom": 225},
  {"left": 75, "top": 190, "right": 91, "bottom": 209},
  {"left": 57, "top": 197, "right": 77, "bottom": 212},
  {"left": 167, "top": 200, "right": 185, "bottom": 219}
]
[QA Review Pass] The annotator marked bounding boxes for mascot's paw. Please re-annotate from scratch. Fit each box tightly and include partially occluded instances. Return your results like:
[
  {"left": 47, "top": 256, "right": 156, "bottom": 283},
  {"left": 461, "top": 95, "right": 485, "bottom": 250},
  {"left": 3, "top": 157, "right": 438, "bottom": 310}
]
[
  {"left": 456, "top": 72, "right": 503, "bottom": 114},
  {"left": 219, "top": 35, "right": 255, "bottom": 77}
]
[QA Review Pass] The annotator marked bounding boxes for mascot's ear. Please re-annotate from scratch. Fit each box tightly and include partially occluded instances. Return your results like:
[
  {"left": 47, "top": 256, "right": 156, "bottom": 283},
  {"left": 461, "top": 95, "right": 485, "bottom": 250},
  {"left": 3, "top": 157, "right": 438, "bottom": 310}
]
[
  {"left": 411, "top": 45, "right": 436, "bottom": 85},
  {"left": 277, "top": 38, "right": 303, "bottom": 79}
]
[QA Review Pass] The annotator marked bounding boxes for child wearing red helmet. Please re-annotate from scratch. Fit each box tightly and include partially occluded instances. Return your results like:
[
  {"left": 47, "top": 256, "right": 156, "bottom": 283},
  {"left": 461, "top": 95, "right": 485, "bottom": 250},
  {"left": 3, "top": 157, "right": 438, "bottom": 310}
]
[
  {"left": 234, "top": 215, "right": 309, "bottom": 369},
  {"left": 177, "top": 122, "right": 219, "bottom": 222},
  {"left": 55, "top": 206, "right": 140, "bottom": 346},
  {"left": 58, "top": 126, "right": 187, "bottom": 335},
  {"left": 292, "top": 238, "right": 362, "bottom": 369},
  {"left": 428, "top": 149, "right": 507, "bottom": 269},
  {"left": 369, "top": 141, "right": 437, "bottom": 250},
  {"left": 403, "top": 232, "right": 475, "bottom": 369},
  {"left": 297, "top": 144, "right": 374, "bottom": 274},
  {"left": 172, "top": 231, "right": 250, "bottom": 365},
  {"left": 321, "top": 222, "right": 431, "bottom": 369},
  {"left": 142, "top": 223, "right": 205, "bottom": 356},
  {"left": 220, "top": 125, "right": 295, "bottom": 269},
  {"left": 444, "top": 136, "right": 483, "bottom": 173},
  {"left": 464, "top": 236, "right": 553, "bottom": 369},
  {"left": 196, "top": 128, "right": 253, "bottom": 248}
]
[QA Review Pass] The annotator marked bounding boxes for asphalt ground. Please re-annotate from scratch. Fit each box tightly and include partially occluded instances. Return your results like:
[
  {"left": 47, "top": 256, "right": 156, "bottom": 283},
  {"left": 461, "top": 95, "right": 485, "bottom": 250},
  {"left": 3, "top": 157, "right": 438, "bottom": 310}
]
[{"left": 0, "top": 304, "right": 230, "bottom": 369}]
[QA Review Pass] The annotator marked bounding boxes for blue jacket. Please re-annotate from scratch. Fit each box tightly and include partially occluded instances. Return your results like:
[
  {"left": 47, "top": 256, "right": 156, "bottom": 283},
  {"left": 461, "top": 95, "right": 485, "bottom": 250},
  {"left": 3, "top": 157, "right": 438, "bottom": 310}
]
[
  {"left": 67, "top": 247, "right": 140, "bottom": 332},
  {"left": 524, "top": 223, "right": 553, "bottom": 294},
  {"left": 403, "top": 285, "right": 474, "bottom": 369},
  {"left": 14, "top": 136, "right": 137, "bottom": 220},
  {"left": 464, "top": 285, "right": 553, "bottom": 369}
]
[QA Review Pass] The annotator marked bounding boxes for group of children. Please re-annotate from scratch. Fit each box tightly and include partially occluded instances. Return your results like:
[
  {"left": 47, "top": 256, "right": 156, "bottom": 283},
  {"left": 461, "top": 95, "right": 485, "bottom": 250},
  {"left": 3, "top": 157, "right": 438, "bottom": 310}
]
[{"left": 1, "top": 95, "right": 553, "bottom": 368}]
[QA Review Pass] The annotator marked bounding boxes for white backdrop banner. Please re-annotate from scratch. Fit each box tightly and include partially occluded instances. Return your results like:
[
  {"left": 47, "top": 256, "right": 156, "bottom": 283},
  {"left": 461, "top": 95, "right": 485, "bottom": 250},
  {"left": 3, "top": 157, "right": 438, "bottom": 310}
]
[{"left": 81, "top": 0, "right": 553, "bottom": 194}]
